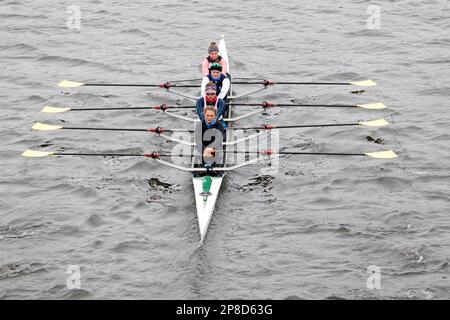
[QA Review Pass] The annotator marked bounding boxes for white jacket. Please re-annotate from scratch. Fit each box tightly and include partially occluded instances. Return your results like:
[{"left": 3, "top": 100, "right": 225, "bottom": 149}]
[{"left": 200, "top": 76, "right": 230, "bottom": 100}]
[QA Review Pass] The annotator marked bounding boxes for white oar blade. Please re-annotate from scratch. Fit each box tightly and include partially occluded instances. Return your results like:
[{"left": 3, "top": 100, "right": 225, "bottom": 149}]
[
  {"left": 350, "top": 80, "right": 377, "bottom": 87},
  {"left": 58, "top": 80, "right": 85, "bottom": 88},
  {"left": 41, "top": 106, "right": 71, "bottom": 113},
  {"left": 357, "top": 102, "right": 386, "bottom": 110},
  {"left": 359, "top": 119, "right": 389, "bottom": 127},
  {"left": 365, "top": 150, "right": 398, "bottom": 159},
  {"left": 32, "top": 122, "right": 64, "bottom": 131},
  {"left": 22, "top": 149, "right": 55, "bottom": 158}
]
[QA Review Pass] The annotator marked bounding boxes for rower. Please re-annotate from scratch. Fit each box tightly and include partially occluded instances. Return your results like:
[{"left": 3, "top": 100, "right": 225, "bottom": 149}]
[
  {"left": 202, "top": 106, "right": 225, "bottom": 134},
  {"left": 201, "top": 106, "right": 225, "bottom": 164},
  {"left": 196, "top": 82, "right": 227, "bottom": 126},
  {"left": 201, "top": 63, "right": 230, "bottom": 101},
  {"left": 201, "top": 42, "right": 228, "bottom": 76}
]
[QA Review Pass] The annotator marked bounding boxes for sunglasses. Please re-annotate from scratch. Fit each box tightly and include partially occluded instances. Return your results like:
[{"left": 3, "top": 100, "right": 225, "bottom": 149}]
[{"left": 206, "top": 92, "right": 216, "bottom": 96}]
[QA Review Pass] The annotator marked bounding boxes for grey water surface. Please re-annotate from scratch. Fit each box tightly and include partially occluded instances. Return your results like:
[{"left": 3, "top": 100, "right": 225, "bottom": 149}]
[{"left": 1, "top": 0, "right": 449, "bottom": 299}]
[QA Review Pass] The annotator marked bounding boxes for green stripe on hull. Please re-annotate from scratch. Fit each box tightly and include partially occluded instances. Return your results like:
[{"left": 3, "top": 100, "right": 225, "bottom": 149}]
[{"left": 202, "top": 176, "right": 212, "bottom": 202}]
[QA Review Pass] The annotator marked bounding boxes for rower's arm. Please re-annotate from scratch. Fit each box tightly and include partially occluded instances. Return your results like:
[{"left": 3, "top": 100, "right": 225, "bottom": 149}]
[
  {"left": 217, "top": 77, "right": 230, "bottom": 100},
  {"left": 221, "top": 58, "right": 229, "bottom": 75},
  {"left": 216, "top": 99, "right": 227, "bottom": 120},
  {"left": 196, "top": 98, "right": 205, "bottom": 120},
  {"left": 200, "top": 76, "right": 209, "bottom": 97},
  {"left": 201, "top": 59, "right": 210, "bottom": 76}
]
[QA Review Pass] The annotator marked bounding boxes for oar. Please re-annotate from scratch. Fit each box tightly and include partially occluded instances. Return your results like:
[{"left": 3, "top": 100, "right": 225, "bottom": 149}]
[
  {"left": 57, "top": 80, "right": 198, "bottom": 88},
  {"left": 231, "top": 79, "right": 377, "bottom": 87},
  {"left": 234, "top": 119, "right": 389, "bottom": 130},
  {"left": 206, "top": 149, "right": 397, "bottom": 159},
  {"left": 32, "top": 118, "right": 388, "bottom": 133},
  {"left": 22, "top": 148, "right": 397, "bottom": 159},
  {"left": 273, "top": 150, "right": 398, "bottom": 159},
  {"left": 40, "top": 104, "right": 193, "bottom": 113},
  {"left": 215, "top": 149, "right": 398, "bottom": 159},
  {"left": 227, "top": 101, "right": 387, "bottom": 110},
  {"left": 58, "top": 79, "right": 377, "bottom": 88},
  {"left": 168, "top": 78, "right": 202, "bottom": 83},
  {"left": 41, "top": 102, "right": 386, "bottom": 114},
  {"left": 21, "top": 150, "right": 191, "bottom": 158},
  {"left": 31, "top": 123, "right": 193, "bottom": 133}
]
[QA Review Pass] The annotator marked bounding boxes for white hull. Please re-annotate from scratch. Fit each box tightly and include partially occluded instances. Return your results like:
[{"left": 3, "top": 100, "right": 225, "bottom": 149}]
[
  {"left": 193, "top": 36, "right": 230, "bottom": 243},
  {"left": 193, "top": 176, "right": 223, "bottom": 242}
]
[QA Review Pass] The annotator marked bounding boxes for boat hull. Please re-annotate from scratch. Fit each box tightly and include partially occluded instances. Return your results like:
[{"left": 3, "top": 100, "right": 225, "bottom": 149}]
[
  {"left": 193, "top": 176, "right": 224, "bottom": 242},
  {"left": 193, "top": 36, "right": 230, "bottom": 243}
]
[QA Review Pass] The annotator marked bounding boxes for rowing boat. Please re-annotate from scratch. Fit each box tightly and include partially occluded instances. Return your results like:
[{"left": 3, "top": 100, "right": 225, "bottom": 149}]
[
  {"left": 193, "top": 36, "right": 231, "bottom": 243},
  {"left": 22, "top": 35, "right": 398, "bottom": 244}
]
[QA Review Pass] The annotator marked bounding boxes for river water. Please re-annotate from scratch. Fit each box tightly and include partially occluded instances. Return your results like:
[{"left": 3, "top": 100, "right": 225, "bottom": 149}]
[{"left": 1, "top": 0, "right": 449, "bottom": 299}]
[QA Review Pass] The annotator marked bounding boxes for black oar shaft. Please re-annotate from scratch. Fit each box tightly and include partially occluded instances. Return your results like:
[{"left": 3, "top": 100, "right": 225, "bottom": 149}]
[
  {"left": 168, "top": 78, "right": 202, "bottom": 83},
  {"left": 52, "top": 152, "right": 190, "bottom": 157},
  {"left": 234, "top": 123, "right": 358, "bottom": 130},
  {"left": 276, "top": 82, "right": 349, "bottom": 85},
  {"left": 278, "top": 104, "right": 354, "bottom": 108},
  {"left": 162, "top": 84, "right": 199, "bottom": 88},
  {"left": 54, "top": 152, "right": 143, "bottom": 156},
  {"left": 227, "top": 103, "right": 355, "bottom": 108},
  {"left": 61, "top": 126, "right": 193, "bottom": 133},
  {"left": 84, "top": 83, "right": 198, "bottom": 88},
  {"left": 232, "top": 81, "right": 349, "bottom": 85},
  {"left": 68, "top": 104, "right": 356, "bottom": 111},
  {"left": 277, "top": 152, "right": 364, "bottom": 156},
  {"left": 84, "top": 83, "right": 159, "bottom": 87},
  {"left": 70, "top": 105, "right": 195, "bottom": 111},
  {"left": 70, "top": 107, "right": 154, "bottom": 111},
  {"left": 274, "top": 123, "right": 357, "bottom": 129},
  {"left": 63, "top": 127, "right": 148, "bottom": 132},
  {"left": 208, "top": 150, "right": 365, "bottom": 156}
]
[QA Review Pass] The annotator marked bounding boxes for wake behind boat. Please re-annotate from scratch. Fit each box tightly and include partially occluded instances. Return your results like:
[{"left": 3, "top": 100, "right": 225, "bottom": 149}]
[{"left": 23, "top": 36, "right": 397, "bottom": 244}]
